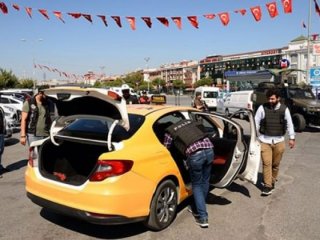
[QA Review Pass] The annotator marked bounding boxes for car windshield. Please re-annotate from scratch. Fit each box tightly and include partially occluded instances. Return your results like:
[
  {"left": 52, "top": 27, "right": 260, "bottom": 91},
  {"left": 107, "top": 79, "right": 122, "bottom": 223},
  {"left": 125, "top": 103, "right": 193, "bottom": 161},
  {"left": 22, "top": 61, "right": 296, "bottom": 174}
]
[
  {"left": 203, "top": 91, "right": 218, "bottom": 98},
  {"left": 58, "top": 114, "right": 145, "bottom": 142},
  {"left": 288, "top": 88, "right": 315, "bottom": 99}
]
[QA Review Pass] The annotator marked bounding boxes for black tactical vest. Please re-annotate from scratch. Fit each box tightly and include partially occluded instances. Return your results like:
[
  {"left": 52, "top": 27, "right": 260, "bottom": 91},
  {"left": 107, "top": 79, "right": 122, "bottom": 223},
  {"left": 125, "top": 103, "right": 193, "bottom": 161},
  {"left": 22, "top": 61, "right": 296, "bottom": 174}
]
[
  {"left": 26, "top": 98, "right": 51, "bottom": 136},
  {"left": 165, "top": 119, "right": 206, "bottom": 155},
  {"left": 259, "top": 103, "right": 287, "bottom": 136}
]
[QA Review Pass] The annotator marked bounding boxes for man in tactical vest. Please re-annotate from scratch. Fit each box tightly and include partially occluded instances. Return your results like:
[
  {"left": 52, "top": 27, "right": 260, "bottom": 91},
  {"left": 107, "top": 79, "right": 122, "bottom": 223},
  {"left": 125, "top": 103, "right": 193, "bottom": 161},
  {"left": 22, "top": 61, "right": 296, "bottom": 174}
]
[
  {"left": 255, "top": 88, "right": 295, "bottom": 196},
  {"left": 20, "top": 87, "right": 52, "bottom": 146},
  {"left": 164, "top": 119, "right": 214, "bottom": 228}
]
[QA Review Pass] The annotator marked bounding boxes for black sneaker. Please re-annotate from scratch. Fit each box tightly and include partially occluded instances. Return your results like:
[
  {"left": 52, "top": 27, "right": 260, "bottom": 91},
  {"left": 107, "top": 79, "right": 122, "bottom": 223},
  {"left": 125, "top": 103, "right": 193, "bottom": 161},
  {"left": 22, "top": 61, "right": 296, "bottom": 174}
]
[
  {"left": 272, "top": 182, "right": 275, "bottom": 190},
  {"left": 261, "top": 186, "right": 273, "bottom": 196},
  {"left": 196, "top": 218, "right": 209, "bottom": 228}
]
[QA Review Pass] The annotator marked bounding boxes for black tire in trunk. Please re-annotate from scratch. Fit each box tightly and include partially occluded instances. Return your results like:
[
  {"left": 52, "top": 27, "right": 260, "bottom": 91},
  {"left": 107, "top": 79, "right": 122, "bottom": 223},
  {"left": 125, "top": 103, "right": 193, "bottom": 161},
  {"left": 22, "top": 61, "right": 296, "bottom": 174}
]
[{"left": 39, "top": 140, "right": 109, "bottom": 186}]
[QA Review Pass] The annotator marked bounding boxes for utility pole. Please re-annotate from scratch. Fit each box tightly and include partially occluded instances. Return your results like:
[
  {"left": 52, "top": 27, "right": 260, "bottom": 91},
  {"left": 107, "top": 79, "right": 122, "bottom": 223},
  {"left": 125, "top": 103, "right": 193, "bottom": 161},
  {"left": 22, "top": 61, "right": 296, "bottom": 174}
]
[
  {"left": 20, "top": 38, "right": 43, "bottom": 90},
  {"left": 306, "top": 0, "right": 312, "bottom": 84},
  {"left": 144, "top": 57, "right": 150, "bottom": 92}
]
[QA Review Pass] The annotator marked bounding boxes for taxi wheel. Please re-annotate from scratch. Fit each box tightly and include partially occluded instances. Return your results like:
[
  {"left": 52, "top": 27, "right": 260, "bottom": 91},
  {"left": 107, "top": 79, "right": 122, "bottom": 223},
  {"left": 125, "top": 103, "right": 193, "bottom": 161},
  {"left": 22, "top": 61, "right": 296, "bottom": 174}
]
[{"left": 144, "top": 180, "right": 178, "bottom": 231}]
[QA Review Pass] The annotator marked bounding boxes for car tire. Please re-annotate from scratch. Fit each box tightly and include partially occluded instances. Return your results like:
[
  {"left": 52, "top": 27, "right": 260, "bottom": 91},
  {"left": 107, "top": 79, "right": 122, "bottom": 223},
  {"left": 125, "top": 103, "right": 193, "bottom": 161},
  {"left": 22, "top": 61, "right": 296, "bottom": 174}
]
[
  {"left": 144, "top": 179, "right": 178, "bottom": 231},
  {"left": 292, "top": 113, "right": 306, "bottom": 132}
]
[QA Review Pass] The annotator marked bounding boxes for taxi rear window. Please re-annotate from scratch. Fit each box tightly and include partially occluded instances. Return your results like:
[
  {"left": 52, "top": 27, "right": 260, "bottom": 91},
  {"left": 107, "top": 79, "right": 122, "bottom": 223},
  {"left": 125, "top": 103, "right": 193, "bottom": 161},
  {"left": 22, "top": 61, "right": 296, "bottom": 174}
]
[{"left": 58, "top": 114, "right": 145, "bottom": 142}]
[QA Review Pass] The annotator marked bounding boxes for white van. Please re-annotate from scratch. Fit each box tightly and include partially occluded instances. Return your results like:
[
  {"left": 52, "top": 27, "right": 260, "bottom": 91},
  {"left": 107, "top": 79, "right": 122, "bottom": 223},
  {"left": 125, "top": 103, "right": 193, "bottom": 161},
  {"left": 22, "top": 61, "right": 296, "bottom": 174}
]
[
  {"left": 193, "top": 86, "right": 220, "bottom": 111},
  {"left": 223, "top": 90, "right": 254, "bottom": 118}
]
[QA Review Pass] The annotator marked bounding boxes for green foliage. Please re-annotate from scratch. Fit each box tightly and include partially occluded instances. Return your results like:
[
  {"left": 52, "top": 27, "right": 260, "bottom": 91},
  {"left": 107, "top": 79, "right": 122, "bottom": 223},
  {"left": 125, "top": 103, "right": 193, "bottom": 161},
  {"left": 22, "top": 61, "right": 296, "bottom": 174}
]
[
  {"left": 17, "top": 78, "right": 34, "bottom": 88},
  {"left": 172, "top": 79, "right": 185, "bottom": 89},
  {"left": 152, "top": 78, "right": 166, "bottom": 87},
  {"left": 194, "top": 77, "right": 213, "bottom": 87},
  {"left": 122, "top": 71, "right": 143, "bottom": 89},
  {"left": 0, "top": 68, "right": 19, "bottom": 89}
]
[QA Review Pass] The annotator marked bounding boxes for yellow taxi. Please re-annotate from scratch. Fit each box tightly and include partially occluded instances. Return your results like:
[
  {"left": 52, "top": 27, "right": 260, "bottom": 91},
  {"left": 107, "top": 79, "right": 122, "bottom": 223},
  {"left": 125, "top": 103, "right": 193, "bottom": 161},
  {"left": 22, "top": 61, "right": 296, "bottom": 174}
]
[{"left": 25, "top": 87, "right": 260, "bottom": 231}]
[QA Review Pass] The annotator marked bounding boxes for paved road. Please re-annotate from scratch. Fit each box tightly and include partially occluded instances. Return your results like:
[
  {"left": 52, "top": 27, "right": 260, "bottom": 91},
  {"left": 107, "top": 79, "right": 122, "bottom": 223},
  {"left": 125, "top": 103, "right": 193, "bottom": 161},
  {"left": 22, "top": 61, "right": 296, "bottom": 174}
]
[{"left": 1, "top": 98, "right": 320, "bottom": 240}]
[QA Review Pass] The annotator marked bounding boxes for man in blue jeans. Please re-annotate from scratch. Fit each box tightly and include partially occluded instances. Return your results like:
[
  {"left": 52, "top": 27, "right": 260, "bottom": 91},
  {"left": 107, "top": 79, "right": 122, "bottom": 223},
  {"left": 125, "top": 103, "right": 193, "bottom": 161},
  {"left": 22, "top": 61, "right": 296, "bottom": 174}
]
[{"left": 164, "top": 119, "right": 214, "bottom": 228}]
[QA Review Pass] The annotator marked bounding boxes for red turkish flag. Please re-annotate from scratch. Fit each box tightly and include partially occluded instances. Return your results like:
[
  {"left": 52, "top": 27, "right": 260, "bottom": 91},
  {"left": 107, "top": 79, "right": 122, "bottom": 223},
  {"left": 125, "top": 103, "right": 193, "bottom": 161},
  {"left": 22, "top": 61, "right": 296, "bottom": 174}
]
[
  {"left": 53, "top": 11, "right": 65, "bottom": 23},
  {"left": 82, "top": 14, "right": 93, "bottom": 23},
  {"left": 218, "top": 12, "right": 230, "bottom": 26},
  {"left": 157, "top": 17, "right": 169, "bottom": 27},
  {"left": 281, "top": 0, "right": 292, "bottom": 13},
  {"left": 12, "top": 4, "right": 20, "bottom": 11},
  {"left": 187, "top": 16, "right": 199, "bottom": 29},
  {"left": 126, "top": 17, "right": 136, "bottom": 30},
  {"left": 25, "top": 7, "right": 32, "bottom": 18},
  {"left": 266, "top": 2, "right": 279, "bottom": 18},
  {"left": 314, "top": 0, "right": 320, "bottom": 16},
  {"left": 141, "top": 17, "right": 152, "bottom": 28},
  {"left": 0, "top": 2, "right": 8, "bottom": 14},
  {"left": 203, "top": 14, "right": 215, "bottom": 20},
  {"left": 250, "top": 6, "right": 262, "bottom": 21},
  {"left": 172, "top": 17, "right": 182, "bottom": 30},
  {"left": 97, "top": 15, "right": 108, "bottom": 27},
  {"left": 38, "top": 9, "right": 49, "bottom": 20},
  {"left": 234, "top": 9, "right": 247, "bottom": 15},
  {"left": 68, "top": 12, "right": 81, "bottom": 19},
  {"left": 111, "top": 16, "right": 122, "bottom": 28}
]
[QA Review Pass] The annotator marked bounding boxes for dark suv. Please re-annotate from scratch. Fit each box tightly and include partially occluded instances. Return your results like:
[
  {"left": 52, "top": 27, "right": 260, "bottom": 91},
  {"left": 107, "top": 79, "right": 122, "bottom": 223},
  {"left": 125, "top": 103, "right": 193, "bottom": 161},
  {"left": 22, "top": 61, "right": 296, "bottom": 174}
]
[{"left": 253, "top": 82, "right": 320, "bottom": 131}]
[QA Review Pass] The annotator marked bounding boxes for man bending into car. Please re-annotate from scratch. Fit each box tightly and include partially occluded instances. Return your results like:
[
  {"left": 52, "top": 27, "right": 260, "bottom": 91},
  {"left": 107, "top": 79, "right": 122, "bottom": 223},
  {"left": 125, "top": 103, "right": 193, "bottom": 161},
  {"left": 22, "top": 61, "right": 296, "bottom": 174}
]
[{"left": 163, "top": 119, "right": 214, "bottom": 228}]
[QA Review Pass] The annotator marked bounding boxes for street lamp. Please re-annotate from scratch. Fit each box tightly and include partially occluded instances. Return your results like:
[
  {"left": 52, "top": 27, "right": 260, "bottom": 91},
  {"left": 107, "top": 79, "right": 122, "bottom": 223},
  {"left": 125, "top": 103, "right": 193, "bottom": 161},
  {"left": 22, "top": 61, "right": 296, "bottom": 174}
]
[
  {"left": 144, "top": 57, "right": 150, "bottom": 92},
  {"left": 20, "top": 38, "right": 43, "bottom": 90}
]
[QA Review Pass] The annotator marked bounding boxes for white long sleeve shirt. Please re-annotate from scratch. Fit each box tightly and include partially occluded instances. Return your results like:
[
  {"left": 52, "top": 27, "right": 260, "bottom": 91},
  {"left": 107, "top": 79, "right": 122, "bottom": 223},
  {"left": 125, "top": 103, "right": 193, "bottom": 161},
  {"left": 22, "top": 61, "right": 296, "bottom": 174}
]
[{"left": 255, "top": 103, "right": 295, "bottom": 144}]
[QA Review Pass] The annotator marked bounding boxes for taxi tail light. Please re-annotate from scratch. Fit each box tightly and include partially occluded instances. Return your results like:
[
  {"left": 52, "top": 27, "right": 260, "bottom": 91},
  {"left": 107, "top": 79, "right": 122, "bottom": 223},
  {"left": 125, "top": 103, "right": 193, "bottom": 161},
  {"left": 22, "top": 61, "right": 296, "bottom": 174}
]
[
  {"left": 28, "top": 147, "right": 37, "bottom": 167},
  {"left": 89, "top": 160, "right": 133, "bottom": 182}
]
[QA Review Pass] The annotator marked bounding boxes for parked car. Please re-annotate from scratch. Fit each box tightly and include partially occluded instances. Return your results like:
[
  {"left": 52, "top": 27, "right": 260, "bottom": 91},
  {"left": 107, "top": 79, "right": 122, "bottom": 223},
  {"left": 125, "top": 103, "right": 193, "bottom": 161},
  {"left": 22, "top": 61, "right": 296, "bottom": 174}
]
[
  {"left": 2, "top": 105, "right": 20, "bottom": 133},
  {"left": 0, "top": 94, "right": 24, "bottom": 111},
  {"left": 221, "top": 90, "right": 254, "bottom": 119},
  {"left": 25, "top": 87, "right": 261, "bottom": 231}
]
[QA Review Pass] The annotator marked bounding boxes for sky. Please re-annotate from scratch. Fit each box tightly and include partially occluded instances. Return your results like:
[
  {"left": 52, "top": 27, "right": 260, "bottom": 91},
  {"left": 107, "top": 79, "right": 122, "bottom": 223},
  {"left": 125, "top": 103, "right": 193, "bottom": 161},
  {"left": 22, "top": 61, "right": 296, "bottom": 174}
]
[{"left": 0, "top": 0, "right": 319, "bottom": 81}]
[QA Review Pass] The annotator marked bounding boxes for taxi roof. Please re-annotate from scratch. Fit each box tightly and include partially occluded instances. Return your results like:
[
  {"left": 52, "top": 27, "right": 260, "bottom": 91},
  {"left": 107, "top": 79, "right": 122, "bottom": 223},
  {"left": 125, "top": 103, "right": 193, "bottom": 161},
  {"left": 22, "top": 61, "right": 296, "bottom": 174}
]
[{"left": 126, "top": 104, "right": 194, "bottom": 116}]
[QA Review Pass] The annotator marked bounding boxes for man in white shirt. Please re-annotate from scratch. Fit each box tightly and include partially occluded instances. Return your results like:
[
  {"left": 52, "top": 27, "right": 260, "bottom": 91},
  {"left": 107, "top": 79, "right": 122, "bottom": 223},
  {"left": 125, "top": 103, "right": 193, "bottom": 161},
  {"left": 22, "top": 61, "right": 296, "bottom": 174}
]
[{"left": 255, "top": 88, "right": 295, "bottom": 196}]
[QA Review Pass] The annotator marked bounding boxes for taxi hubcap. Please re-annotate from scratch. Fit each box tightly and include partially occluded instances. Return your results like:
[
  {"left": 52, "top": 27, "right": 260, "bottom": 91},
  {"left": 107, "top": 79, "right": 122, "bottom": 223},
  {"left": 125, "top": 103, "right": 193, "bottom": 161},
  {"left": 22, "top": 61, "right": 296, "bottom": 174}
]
[{"left": 156, "top": 186, "right": 177, "bottom": 223}]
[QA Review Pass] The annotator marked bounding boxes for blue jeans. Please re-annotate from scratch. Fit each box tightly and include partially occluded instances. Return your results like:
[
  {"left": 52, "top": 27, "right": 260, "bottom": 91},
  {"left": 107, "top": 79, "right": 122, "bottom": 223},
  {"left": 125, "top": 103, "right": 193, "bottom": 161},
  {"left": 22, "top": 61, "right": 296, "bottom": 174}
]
[
  {"left": 0, "top": 134, "right": 5, "bottom": 169},
  {"left": 187, "top": 148, "right": 214, "bottom": 221},
  {"left": 27, "top": 134, "right": 47, "bottom": 146}
]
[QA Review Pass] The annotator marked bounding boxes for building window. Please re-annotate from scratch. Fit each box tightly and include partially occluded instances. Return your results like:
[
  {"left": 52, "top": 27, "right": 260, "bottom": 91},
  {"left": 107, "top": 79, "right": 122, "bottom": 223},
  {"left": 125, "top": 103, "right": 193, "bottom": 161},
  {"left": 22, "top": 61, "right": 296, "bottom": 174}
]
[{"left": 290, "top": 54, "right": 298, "bottom": 63}]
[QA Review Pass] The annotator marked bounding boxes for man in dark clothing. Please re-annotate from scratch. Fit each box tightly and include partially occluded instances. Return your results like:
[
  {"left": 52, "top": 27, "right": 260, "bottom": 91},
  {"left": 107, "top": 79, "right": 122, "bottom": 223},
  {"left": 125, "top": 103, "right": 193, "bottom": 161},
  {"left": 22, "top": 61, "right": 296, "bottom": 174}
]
[
  {"left": 255, "top": 88, "right": 295, "bottom": 196},
  {"left": 122, "top": 88, "right": 139, "bottom": 104},
  {"left": 20, "top": 88, "right": 52, "bottom": 146},
  {"left": 164, "top": 119, "right": 214, "bottom": 228},
  {"left": 0, "top": 106, "right": 9, "bottom": 177}
]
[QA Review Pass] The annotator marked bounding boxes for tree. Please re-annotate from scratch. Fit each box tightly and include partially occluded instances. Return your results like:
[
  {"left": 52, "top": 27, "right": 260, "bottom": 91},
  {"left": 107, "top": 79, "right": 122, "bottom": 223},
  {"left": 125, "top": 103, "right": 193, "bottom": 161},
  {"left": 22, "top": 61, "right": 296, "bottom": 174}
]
[
  {"left": 17, "top": 78, "right": 34, "bottom": 88},
  {"left": 0, "top": 68, "right": 19, "bottom": 89},
  {"left": 172, "top": 80, "right": 185, "bottom": 89},
  {"left": 194, "top": 77, "right": 213, "bottom": 88}
]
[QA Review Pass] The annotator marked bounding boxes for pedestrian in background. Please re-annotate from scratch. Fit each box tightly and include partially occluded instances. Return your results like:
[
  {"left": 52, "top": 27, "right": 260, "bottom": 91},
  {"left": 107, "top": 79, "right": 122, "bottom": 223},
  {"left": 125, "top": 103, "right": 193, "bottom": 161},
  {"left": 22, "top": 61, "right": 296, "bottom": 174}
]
[
  {"left": 164, "top": 119, "right": 214, "bottom": 228},
  {"left": 0, "top": 106, "right": 9, "bottom": 178},
  {"left": 255, "top": 88, "right": 295, "bottom": 196},
  {"left": 193, "top": 92, "right": 208, "bottom": 112},
  {"left": 20, "top": 88, "right": 52, "bottom": 146},
  {"left": 122, "top": 88, "right": 139, "bottom": 104},
  {"left": 138, "top": 91, "right": 150, "bottom": 104}
]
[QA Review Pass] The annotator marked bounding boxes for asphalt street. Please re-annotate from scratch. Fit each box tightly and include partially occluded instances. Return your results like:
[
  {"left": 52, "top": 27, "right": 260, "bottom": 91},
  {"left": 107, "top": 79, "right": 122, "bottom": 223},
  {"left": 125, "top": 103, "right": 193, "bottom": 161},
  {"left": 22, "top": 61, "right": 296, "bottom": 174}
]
[{"left": 1, "top": 95, "right": 320, "bottom": 240}]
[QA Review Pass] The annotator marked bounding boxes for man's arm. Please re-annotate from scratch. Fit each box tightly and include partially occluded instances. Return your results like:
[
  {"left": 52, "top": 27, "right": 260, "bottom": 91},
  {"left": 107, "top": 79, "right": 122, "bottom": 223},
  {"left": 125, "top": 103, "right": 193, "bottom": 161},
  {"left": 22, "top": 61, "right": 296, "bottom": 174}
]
[
  {"left": 254, "top": 105, "right": 264, "bottom": 133},
  {"left": 285, "top": 108, "right": 295, "bottom": 148}
]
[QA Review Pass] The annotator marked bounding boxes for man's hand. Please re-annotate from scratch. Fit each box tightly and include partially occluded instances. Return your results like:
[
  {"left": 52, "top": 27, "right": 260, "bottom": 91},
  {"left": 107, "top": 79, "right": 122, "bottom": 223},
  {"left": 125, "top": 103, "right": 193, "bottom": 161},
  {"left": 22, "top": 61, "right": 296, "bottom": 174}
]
[{"left": 289, "top": 139, "right": 295, "bottom": 149}]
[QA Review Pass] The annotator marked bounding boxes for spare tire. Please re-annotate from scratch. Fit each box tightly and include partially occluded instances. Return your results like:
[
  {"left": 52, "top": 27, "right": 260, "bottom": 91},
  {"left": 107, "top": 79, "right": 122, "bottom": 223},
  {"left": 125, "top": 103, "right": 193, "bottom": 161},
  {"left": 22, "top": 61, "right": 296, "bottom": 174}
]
[{"left": 292, "top": 113, "right": 306, "bottom": 132}]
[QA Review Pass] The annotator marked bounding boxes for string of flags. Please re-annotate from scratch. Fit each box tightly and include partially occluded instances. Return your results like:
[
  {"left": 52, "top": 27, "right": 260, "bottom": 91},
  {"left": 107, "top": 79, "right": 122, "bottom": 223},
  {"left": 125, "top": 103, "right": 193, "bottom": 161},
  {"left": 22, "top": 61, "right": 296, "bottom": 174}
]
[
  {"left": 33, "top": 63, "right": 85, "bottom": 81},
  {"left": 0, "top": 0, "right": 308, "bottom": 30}
]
